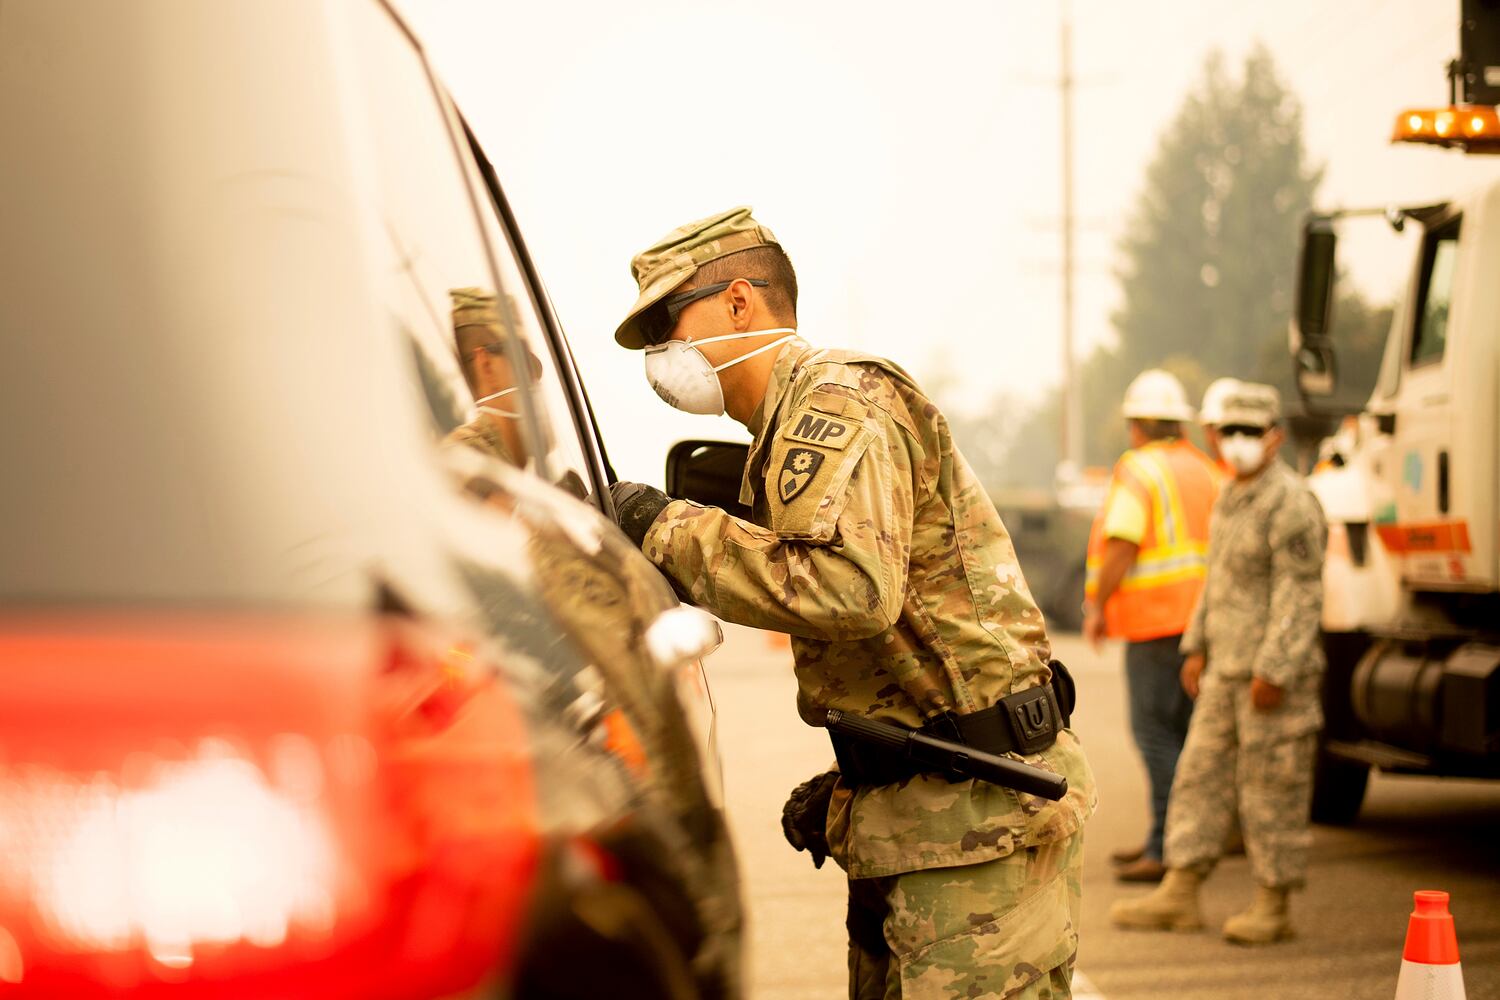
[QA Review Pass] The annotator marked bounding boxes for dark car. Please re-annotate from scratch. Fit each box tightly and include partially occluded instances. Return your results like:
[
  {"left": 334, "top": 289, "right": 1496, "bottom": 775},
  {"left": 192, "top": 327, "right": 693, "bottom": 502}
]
[{"left": 0, "top": 1, "right": 741, "bottom": 997}]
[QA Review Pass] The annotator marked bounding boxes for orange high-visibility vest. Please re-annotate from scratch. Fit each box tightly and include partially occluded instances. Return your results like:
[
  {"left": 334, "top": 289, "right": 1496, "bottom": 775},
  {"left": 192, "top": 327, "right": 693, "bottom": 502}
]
[{"left": 1085, "top": 439, "right": 1223, "bottom": 642}]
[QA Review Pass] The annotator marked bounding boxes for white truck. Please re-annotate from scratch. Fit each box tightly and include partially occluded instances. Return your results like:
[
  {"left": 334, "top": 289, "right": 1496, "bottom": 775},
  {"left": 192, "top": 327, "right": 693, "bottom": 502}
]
[{"left": 1288, "top": 2, "right": 1500, "bottom": 822}]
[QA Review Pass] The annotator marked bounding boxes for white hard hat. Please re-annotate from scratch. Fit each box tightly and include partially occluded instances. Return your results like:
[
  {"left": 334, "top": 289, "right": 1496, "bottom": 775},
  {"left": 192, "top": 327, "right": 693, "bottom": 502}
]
[
  {"left": 1121, "top": 369, "right": 1195, "bottom": 422},
  {"left": 1198, "top": 377, "right": 1242, "bottom": 426}
]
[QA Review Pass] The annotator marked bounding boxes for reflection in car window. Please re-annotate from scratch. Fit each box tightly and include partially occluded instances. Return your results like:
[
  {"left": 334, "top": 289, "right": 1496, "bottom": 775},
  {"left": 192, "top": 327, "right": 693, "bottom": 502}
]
[
  {"left": 457, "top": 153, "right": 595, "bottom": 503},
  {"left": 404, "top": 331, "right": 469, "bottom": 436},
  {"left": 1411, "top": 224, "right": 1459, "bottom": 367},
  {"left": 446, "top": 287, "right": 539, "bottom": 467},
  {"left": 452, "top": 555, "right": 569, "bottom": 680},
  {"left": 347, "top": 3, "right": 542, "bottom": 471}
]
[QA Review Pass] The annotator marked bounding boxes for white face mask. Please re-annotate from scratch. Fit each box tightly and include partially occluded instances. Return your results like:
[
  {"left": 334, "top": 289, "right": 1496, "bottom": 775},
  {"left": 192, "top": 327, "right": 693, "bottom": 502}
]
[
  {"left": 1219, "top": 432, "right": 1267, "bottom": 475},
  {"left": 643, "top": 328, "right": 797, "bottom": 416},
  {"left": 476, "top": 386, "right": 521, "bottom": 419}
]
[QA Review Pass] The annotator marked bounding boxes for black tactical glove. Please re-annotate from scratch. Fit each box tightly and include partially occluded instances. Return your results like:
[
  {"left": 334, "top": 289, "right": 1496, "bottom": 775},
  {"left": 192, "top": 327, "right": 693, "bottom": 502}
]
[
  {"left": 781, "top": 769, "right": 840, "bottom": 869},
  {"left": 610, "top": 481, "right": 672, "bottom": 549}
]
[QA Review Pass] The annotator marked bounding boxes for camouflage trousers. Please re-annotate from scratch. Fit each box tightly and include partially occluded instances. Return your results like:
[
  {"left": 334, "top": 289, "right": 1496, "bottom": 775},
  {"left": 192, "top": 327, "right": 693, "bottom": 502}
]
[
  {"left": 1163, "top": 670, "right": 1322, "bottom": 888},
  {"left": 846, "top": 831, "right": 1083, "bottom": 999}
]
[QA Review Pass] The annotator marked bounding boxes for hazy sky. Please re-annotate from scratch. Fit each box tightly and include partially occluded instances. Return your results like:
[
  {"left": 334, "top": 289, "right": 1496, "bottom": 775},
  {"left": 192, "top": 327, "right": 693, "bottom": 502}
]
[{"left": 401, "top": 0, "right": 1498, "bottom": 485}]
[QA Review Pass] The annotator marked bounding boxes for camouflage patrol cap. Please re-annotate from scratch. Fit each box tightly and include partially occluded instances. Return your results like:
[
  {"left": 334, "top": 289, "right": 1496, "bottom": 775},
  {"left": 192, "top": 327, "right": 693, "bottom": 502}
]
[
  {"left": 450, "top": 287, "right": 542, "bottom": 375},
  {"left": 451, "top": 287, "right": 509, "bottom": 334},
  {"left": 1218, "top": 382, "right": 1281, "bottom": 429},
  {"left": 614, "top": 205, "right": 780, "bottom": 349}
]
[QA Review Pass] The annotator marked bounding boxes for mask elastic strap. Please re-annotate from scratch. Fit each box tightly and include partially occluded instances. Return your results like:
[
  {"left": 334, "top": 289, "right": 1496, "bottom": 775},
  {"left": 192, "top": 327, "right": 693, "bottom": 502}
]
[
  {"left": 477, "top": 386, "right": 522, "bottom": 418},
  {"left": 709, "top": 331, "right": 799, "bottom": 374},
  {"left": 688, "top": 326, "right": 798, "bottom": 349},
  {"left": 476, "top": 386, "right": 519, "bottom": 405}
]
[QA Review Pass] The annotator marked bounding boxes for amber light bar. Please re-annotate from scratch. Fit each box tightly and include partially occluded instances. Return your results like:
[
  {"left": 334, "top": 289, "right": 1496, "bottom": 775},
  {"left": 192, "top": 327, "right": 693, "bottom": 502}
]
[{"left": 1393, "top": 105, "right": 1500, "bottom": 152}]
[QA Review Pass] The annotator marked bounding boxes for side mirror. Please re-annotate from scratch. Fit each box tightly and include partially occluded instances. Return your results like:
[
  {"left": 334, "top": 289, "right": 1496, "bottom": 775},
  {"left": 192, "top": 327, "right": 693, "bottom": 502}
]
[
  {"left": 1294, "top": 343, "right": 1336, "bottom": 398},
  {"left": 644, "top": 605, "right": 724, "bottom": 672},
  {"left": 1291, "top": 218, "right": 1338, "bottom": 399},
  {"left": 665, "top": 440, "right": 752, "bottom": 521}
]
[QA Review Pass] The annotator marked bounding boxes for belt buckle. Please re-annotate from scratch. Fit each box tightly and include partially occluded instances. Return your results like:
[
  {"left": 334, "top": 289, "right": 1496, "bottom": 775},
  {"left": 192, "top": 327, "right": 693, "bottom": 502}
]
[{"left": 1004, "top": 686, "right": 1056, "bottom": 755}]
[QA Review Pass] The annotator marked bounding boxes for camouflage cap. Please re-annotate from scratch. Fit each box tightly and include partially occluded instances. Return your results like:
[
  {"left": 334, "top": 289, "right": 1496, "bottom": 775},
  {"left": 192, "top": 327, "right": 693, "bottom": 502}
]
[
  {"left": 614, "top": 205, "right": 780, "bottom": 349},
  {"left": 1218, "top": 382, "right": 1281, "bottom": 429},
  {"left": 451, "top": 287, "right": 511, "bottom": 334},
  {"left": 450, "top": 287, "right": 541, "bottom": 376},
  {"left": 1197, "top": 376, "right": 1242, "bottom": 426}
]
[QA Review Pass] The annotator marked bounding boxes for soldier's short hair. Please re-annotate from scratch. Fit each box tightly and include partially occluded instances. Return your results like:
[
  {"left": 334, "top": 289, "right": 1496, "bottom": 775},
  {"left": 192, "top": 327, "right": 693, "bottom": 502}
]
[
  {"left": 692, "top": 245, "right": 799, "bottom": 321},
  {"left": 1131, "top": 418, "right": 1183, "bottom": 441}
]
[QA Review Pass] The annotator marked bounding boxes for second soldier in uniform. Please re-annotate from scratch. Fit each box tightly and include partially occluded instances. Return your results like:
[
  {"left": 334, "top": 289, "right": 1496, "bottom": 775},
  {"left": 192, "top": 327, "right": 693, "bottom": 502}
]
[
  {"left": 1110, "top": 383, "right": 1327, "bottom": 945},
  {"left": 608, "top": 206, "right": 1096, "bottom": 998}
]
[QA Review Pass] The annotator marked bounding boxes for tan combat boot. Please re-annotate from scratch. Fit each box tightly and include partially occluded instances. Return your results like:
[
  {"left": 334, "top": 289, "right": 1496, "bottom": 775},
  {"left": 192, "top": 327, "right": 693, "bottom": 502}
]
[
  {"left": 1108, "top": 868, "right": 1204, "bottom": 931},
  {"left": 1222, "top": 886, "right": 1293, "bottom": 945}
]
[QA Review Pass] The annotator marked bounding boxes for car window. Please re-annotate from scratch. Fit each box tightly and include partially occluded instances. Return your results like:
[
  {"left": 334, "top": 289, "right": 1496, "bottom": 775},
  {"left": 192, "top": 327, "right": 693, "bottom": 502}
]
[
  {"left": 1410, "top": 221, "right": 1460, "bottom": 367},
  {"left": 457, "top": 153, "right": 597, "bottom": 504},
  {"left": 346, "top": 1, "right": 549, "bottom": 475}
]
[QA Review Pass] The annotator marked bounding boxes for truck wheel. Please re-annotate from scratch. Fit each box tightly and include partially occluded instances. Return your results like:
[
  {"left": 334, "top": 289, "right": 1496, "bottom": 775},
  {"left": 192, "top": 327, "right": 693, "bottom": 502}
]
[{"left": 1309, "top": 747, "right": 1370, "bottom": 825}]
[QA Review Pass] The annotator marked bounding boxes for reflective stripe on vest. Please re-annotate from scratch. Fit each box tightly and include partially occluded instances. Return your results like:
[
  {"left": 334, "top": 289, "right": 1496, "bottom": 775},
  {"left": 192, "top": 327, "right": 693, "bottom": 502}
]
[
  {"left": 1085, "top": 440, "right": 1220, "bottom": 642},
  {"left": 1115, "top": 448, "right": 1204, "bottom": 590}
]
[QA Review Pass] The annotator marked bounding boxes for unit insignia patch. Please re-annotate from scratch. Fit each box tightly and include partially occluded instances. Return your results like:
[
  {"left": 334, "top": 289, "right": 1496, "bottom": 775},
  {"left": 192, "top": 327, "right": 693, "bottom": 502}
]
[{"left": 778, "top": 447, "right": 826, "bottom": 503}]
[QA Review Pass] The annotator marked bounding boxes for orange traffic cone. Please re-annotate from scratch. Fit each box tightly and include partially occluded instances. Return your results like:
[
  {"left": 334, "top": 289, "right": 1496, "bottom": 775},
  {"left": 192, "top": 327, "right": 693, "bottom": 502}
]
[{"left": 1394, "top": 890, "right": 1466, "bottom": 999}]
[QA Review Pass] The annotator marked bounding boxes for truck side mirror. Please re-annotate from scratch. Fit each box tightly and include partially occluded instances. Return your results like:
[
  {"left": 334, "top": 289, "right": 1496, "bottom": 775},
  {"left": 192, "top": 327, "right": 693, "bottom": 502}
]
[
  {"left": 665, "top": 440, "right": 753, "bottom": 522},
  {"left": 1291, "top": 218, "right": 1338, "bottom": 398},
  {"left": 1294, "top": 343, "right": 1336, "bottom": 398}
]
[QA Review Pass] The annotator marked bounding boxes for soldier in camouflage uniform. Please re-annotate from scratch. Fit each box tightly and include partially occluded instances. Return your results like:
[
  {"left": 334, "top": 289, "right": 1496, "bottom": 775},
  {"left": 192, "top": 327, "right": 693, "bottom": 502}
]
[
  {"left": 443, "top": 287, "right": 534, "bottom": 467},
  {"left": 608, "top": 207, "right": 1096, "bottom": 998},
  {"left": 1109, "top": 383, "right": 1326, "bottom": 945}
]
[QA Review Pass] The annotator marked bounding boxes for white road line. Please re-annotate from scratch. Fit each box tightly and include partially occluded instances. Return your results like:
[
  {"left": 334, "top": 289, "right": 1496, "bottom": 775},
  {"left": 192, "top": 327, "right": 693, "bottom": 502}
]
[{"left": 1073, "top": 970, "right": 1108, "bottom": 999}]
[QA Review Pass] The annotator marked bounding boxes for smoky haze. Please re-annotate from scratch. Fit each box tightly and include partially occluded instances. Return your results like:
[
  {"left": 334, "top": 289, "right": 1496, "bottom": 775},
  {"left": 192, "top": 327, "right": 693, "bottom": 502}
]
[{"left": 403, "top": 0, "right": 1498, "bottom": 488}]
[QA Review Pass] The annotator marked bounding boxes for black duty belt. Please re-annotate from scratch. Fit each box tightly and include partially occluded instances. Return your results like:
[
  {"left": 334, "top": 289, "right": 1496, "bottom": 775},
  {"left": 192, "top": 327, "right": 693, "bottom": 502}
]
[{"left": 830, "top": 660, "right": 1076, "bottom": 789}]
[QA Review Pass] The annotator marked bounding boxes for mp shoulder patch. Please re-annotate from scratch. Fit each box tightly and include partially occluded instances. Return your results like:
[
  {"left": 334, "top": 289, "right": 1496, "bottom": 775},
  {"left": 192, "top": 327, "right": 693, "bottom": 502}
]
[
  {"left": 777, "top": 447, "right": 826, "bottom": 503},
  {"left": 784, "top": 408, "right": 854, "bottom": 450}
]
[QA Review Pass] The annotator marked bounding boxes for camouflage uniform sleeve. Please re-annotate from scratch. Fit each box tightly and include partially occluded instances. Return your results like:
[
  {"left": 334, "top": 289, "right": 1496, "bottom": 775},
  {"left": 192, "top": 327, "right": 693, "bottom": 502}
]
[
  {"left": 1180, "top": 588, "right": 1208, "bottom": 656},
  {"left": 641, "top": 392, "right": 913, "bottom": 641},
  {"left": 1250, "top": 485, "right": 1327, "bottom": 687}
]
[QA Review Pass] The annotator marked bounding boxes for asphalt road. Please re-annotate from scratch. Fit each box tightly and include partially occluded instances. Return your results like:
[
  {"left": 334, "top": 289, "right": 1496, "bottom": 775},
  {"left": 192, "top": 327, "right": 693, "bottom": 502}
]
[{"left": 707, "top": 624, "right": 1500, "bottom": 1000}]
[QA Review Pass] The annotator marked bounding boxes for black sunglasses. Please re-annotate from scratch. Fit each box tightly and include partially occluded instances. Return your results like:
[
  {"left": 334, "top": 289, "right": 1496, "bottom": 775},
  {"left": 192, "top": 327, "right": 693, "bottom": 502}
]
[
  {"left": 1218, "top": 424, "right": 1267, "bottom": 439},
  {"left": 639, "top": 278, "right": 769, "bottom": 346}
]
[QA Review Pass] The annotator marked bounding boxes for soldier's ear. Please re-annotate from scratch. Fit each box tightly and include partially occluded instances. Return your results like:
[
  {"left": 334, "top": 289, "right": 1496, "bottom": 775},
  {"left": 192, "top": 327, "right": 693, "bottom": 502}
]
[
  {"left": 727, "top": 278, "right": 755, "bottom": 331},
  {"left": 472, "top": 347, "right": 494, "bottom": 384}
]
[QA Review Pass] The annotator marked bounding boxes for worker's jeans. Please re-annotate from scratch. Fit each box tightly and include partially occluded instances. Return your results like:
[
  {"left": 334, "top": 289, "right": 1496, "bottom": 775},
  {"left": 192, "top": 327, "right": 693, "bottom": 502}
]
[{"left": 1124, "top": 635, "right": 1195, "bottom": 861}]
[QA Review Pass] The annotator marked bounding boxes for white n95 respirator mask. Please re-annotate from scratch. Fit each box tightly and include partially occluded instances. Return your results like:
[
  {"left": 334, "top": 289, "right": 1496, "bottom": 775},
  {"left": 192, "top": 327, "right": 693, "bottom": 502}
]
[
  {"left": 1219, "top": 433, "right": 1267, "bottom": 475},
  {"left": 644, "top": 329, "right": 797, "bottom": 416}
]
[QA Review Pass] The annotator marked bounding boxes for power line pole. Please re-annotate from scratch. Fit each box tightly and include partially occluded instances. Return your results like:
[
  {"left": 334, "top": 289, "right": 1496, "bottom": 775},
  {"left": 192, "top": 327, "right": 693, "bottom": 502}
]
[{"left": 1059, "top": 2, "right": 1083, "bottom": 471}]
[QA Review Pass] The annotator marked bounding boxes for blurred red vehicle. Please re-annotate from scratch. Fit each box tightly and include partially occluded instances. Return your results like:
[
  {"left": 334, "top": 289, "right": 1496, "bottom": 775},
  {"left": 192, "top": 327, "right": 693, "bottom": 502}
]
[{"left": 0, "top": 1, "right": 742, "bottom": 997}]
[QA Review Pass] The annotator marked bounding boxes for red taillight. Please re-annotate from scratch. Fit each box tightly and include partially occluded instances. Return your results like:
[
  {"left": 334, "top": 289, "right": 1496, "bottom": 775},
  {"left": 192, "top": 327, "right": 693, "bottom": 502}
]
[{"left": 0, "top": 613, "right": 540, "bottom": 998}]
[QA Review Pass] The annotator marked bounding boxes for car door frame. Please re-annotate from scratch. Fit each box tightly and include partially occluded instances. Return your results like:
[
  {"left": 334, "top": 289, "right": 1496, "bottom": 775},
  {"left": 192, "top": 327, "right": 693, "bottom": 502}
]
[
  {"left": 1393, "top": 211, "right": 1463, "bottom": 587},
  {"left": 457, "top": 119, "right": 622, "bottom": 519}
]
